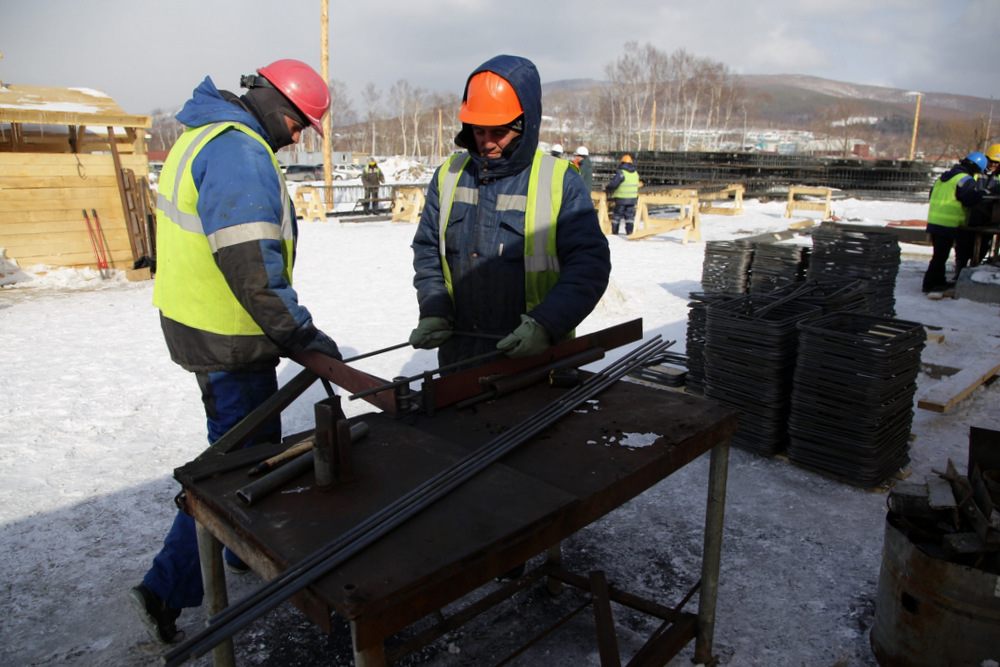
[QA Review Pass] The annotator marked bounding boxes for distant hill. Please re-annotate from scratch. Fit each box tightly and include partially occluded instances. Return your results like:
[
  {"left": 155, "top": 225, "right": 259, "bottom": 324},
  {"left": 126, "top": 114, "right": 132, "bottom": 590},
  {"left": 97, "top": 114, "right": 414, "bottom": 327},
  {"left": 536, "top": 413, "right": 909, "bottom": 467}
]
[
  {"left": 739, "top": 74, "right": 991, "bottom": 124},
  {"left": 542, "top": 73, "right": 992, "bottom": 126}
]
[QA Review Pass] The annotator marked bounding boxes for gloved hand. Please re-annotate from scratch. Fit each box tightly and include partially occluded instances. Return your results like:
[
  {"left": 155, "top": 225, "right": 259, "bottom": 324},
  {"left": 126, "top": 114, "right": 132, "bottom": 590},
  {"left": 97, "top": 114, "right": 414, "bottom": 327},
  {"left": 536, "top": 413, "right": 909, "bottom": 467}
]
[
  {"left": 409, "top": 316, "right": 453, "bottom": 349},
  {"left": 303, "top": 331, "right": 343, "bottom": 361},
  {"left": 496, "top": 315, "right": 551, "bottom": 358}
]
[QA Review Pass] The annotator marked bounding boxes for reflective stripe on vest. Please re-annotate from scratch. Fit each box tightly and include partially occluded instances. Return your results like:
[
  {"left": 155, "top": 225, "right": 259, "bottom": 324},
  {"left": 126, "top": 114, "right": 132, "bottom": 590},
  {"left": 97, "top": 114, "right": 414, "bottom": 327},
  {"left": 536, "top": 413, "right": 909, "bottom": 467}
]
[
  {"left": 613, "top": 169, "right": 639, "bottom": 199},
  {"left": 928, "top": 172, "right": 974, "bottom": 228},
  {"left": 152, "top": 122, "right": 293, "bottom": 336},
  {"left": 437, "top": 149, "right": 567, "bottom": 310}
]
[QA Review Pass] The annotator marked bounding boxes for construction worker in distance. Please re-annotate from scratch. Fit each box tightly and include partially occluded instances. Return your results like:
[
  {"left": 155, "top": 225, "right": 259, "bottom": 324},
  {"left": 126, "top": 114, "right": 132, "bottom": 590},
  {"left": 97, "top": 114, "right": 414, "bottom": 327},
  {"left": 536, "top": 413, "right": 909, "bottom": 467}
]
[
  {"left": 966, "top": 144, "right": 1000, "bottom": 264},
  {"left": 922, "top": 151, "right": 988, "bottom": 293},
  {"left": 573, "top": 145, "right": 594, "bottom": 192},
  {"left": 131, "top": 59, "right": 343, "bottom": 644},
  {"left": 409, "top": 55, "right": 610, "bottom": 370},
  {"left": 605, "top": 154, "right": 640, "bottom": 235},
  {"left": 360, "top": 157, "right": 385, "bottom": 215},
  {"left": 550, "top": 143, "right": 564, "bottom": 158}
]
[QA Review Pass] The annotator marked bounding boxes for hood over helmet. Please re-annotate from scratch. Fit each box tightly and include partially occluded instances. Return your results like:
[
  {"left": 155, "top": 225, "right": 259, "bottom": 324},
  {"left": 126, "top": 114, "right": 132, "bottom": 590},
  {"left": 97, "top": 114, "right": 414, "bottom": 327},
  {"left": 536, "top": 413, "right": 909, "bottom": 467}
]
[{"left": 454, "top": 54, "right": 542, "bottom": 179}]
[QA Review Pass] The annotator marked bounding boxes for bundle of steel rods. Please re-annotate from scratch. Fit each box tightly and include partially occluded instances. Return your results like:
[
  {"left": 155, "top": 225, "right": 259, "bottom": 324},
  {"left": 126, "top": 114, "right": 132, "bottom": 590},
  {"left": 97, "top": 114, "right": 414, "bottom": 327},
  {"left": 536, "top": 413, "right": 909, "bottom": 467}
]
[{"left": 164, "top": 336, "right": 671, "bottom": 666}]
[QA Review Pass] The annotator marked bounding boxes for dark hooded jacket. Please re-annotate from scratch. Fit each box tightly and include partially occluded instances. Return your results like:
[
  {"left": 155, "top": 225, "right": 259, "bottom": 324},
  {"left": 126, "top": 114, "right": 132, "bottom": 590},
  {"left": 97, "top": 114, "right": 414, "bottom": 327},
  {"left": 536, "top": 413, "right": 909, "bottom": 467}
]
[
  {"left": 605, "top": 161, "right": 638, "bottom": 201},
  {"left": 411, "top": 55, "right": 610, "bottom": 366},
  {"left": 156, "top": 76, "right": 338, "bottom": 372}
]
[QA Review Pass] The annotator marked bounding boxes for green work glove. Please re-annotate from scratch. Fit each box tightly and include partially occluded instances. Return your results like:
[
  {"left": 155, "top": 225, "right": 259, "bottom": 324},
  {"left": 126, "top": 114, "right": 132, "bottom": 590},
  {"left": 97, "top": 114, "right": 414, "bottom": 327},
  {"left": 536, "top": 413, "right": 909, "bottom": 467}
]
[
  {"left": 496, "top": 315, "right": 551, "bottom": 359},
  {"left": 409, "top": 316, "right": 453, "bottom": 349}
]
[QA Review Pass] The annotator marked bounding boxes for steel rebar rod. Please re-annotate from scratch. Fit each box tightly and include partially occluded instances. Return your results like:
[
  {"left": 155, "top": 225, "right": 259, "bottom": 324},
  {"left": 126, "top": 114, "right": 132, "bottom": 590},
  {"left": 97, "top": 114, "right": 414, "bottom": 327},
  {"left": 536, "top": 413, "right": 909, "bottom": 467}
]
[
  {"left": 164, "top": 337, "right": 669, "bottom": 666},
  {"left": 348, "top": 349, "right": 505, "bottom": 401}
]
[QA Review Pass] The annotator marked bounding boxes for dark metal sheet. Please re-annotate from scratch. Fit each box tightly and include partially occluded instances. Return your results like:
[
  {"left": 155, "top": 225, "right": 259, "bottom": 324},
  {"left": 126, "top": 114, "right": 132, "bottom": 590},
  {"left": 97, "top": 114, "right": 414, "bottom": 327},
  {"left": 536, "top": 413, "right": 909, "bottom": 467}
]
[{"left": 182, "top": 377, "right": 737, "bottom": 652}]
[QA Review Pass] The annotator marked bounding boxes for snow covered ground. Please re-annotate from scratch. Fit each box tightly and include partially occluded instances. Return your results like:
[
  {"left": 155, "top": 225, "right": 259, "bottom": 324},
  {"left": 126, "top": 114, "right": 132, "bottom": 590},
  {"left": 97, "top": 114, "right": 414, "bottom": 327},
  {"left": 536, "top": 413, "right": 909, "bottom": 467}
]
[{"left": 1, "top": 190, "right": 998, "bottom": 667}]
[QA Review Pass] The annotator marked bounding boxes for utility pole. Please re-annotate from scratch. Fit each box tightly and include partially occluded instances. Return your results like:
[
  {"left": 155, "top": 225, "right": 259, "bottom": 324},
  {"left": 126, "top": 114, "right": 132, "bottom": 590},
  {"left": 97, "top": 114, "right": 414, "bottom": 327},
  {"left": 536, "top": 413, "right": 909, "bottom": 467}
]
[
  {"left": 649, "top": 100, "right": 656, "bottom": 150},
  {"left": 986, "top": 96, "right": 993, "bottom": 151},
  {"left": 908, "top": 92, "right": 922, "bottom": 161},
  {"left": 321, "top": 0, "right": 331, "bottom": 187}
]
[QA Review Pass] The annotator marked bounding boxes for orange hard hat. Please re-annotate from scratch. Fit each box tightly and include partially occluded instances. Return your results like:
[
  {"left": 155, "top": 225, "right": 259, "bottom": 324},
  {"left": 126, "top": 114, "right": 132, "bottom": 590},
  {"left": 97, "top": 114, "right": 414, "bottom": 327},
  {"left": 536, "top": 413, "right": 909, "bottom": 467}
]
[
  {"left": 257, "top": 59, "right": 330, "bottom": 136},
  {"left": 621, "top": 154, "right": 633, "bottom": 164},
  {"left": 459, "top": 70, "right": 523, "bottom": 126}
]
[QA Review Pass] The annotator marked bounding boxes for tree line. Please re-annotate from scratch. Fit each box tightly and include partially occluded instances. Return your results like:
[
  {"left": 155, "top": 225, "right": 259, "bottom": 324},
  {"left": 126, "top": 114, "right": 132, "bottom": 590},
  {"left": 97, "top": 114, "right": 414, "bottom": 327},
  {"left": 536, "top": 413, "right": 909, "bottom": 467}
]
[{"left": 147, "top": 43, "right": 991, "bottom": 166}]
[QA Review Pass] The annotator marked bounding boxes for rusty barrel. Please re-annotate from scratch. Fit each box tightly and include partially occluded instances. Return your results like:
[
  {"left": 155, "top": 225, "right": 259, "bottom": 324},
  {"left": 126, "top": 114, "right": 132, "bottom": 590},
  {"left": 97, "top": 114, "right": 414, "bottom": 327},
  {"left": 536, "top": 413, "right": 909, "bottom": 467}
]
[{"left": 870, "top": 517, "right": 1000, "bottom": 666}]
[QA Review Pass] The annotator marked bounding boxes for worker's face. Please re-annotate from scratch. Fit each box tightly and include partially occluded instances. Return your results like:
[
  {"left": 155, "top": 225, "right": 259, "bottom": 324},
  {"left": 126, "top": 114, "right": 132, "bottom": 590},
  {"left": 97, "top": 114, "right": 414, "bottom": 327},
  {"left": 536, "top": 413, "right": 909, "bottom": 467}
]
[
  {"left": 285, "top": 115, "right": 306, "bottom": 145},
  {"left": 988, "top": 160, "right": 999, "bottom": 175},
  {"left": 471, "top": 125, "right": 519, "bottom": 159}
]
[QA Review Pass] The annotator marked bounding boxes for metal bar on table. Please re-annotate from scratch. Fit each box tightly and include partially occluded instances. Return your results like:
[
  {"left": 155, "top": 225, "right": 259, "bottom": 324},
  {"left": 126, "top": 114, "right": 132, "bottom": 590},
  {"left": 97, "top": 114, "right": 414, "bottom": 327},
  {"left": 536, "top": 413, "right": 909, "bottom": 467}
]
[{"left": 347, "top": 349, "right": 505, "bottom": 401}]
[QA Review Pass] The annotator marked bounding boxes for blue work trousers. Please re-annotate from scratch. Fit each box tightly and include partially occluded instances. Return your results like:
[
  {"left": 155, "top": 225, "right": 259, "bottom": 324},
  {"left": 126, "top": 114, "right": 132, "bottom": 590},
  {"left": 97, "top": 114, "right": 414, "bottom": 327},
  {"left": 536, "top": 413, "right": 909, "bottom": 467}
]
[{"left": 142, "top": 369, "right": 280, "bottom": 609}]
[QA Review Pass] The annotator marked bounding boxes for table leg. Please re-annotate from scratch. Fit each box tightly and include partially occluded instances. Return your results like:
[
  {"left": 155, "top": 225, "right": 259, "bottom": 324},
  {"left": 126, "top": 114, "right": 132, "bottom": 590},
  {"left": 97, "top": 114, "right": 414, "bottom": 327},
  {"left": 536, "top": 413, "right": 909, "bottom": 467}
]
[
  {"left": 351, "top": 619, "right": 387, "bottom": 667},
  {"left": 195, "top": 522, "right": 235, "bottom": 667},
  {"left": 546, "top": 542, "right": 565, "bottom": 595},
  {"left": 694, "top": 438, "right": 730, "bottom": 666}
]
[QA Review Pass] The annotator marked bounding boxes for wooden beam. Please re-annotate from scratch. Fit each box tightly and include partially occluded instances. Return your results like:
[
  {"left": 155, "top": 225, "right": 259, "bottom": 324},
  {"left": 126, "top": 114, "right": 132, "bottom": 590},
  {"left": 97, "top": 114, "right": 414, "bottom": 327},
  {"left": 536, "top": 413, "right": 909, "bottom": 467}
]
[{"left": 917, "top": 349, "right": 1000, "bottom": 413}]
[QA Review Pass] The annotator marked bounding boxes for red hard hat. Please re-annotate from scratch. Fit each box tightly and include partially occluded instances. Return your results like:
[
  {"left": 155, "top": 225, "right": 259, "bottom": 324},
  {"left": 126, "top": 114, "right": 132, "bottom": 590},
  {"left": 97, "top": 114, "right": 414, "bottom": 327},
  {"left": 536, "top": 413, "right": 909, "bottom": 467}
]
[
  {"left": 459, "top": 70, "right": 522, "bottom": 126},
  {"left": 257, "top": 59, "right": 330, "bottom": 136}
]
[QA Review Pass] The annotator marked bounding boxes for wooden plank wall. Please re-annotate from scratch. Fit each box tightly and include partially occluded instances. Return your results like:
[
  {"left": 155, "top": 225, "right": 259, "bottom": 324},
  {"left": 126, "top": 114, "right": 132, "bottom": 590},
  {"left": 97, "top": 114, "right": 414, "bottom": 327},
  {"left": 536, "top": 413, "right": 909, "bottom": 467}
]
[{"left": 0, "top": 153, "right": 148, "bottom": 271}]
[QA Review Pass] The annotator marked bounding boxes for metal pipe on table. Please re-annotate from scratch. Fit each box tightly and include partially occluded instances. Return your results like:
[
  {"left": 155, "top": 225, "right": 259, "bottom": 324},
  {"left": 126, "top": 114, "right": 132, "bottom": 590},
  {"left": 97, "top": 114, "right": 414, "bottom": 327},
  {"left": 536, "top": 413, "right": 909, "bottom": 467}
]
[{"left": 236, "top": 422, "right": 369, "bottom": 506}]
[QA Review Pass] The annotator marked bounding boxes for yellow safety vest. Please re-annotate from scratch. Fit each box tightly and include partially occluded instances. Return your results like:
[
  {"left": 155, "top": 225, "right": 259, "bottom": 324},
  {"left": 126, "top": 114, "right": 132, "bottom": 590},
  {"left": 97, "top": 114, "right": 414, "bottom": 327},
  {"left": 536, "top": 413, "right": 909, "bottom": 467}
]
[
  {"left": 613, "top": 169, "right": 639, "bottom": 199},
  {"left": 927, "top": 172, "right": 976, "bottom": 228},
  {"left": 436, "top": 149, "right": 567, "bottom": 311},
  {"left": 153, "top": 122, "right": 294, "bottom": 335}
]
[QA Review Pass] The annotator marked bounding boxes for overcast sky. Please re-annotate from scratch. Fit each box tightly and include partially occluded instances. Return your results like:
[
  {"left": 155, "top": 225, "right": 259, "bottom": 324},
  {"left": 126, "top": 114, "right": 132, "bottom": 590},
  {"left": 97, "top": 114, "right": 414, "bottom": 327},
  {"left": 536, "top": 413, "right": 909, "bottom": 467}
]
[{"left": 2, "top": 0, "right": 996, "bottom": 117}]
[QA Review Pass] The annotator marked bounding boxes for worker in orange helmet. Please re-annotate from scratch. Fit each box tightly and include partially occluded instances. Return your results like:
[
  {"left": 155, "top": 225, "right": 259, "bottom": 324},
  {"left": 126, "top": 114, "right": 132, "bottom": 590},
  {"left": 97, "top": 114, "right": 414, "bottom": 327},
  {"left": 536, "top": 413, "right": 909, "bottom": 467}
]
[
  {"left": 605, "top": 154, "right": 640, "bottom": 235},
  {"left": 409, "top": 55, "right": 610, "bottom": 368}
]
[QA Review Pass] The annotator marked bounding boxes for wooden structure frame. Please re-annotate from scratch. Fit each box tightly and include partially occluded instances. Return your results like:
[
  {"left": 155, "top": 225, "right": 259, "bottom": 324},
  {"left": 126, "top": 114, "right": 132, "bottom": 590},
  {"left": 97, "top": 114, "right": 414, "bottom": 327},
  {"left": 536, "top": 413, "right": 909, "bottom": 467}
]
[
  {"left": 784, "top": 185, "right": 833, "bottom": 220},
  {"left": 293, "top": 187, "right": 328, "bottom": 223},
  {"left": 629, "top": 191, "right": 702, "bottom": 243},
  {"left": 0, "top": 84, "right": 152, "bottom": 275},
  {"left": 699, "top": 184, "right": 745, "bottom": 216},
  {"left": 390, "top": 186, "right": 426, "bottom": 223}
]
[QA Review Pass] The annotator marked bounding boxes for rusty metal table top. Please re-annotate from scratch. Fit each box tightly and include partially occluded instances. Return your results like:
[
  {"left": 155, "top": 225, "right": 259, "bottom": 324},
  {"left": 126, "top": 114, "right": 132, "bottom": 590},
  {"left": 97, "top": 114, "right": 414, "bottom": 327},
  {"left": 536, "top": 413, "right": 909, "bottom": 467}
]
[{"left": 177, "top": 378, "right": 737, "bottom": 648}]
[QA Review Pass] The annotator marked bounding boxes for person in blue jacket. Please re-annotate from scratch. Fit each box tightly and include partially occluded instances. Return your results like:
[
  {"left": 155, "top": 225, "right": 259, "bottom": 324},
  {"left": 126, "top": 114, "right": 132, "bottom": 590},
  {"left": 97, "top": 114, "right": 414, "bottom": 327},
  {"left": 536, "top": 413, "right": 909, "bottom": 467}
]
[
  {"left": 922, "top": 151, "right": 988, "bottom": 293},
  {"left": 129, "top": 59, "right": 343, "bottom": 644},
  {"left": 605, "top": 155, "right": 640, "bottom": 235},
  {"left": 409, "top": 55, "right": 610, "bottom": 368}
]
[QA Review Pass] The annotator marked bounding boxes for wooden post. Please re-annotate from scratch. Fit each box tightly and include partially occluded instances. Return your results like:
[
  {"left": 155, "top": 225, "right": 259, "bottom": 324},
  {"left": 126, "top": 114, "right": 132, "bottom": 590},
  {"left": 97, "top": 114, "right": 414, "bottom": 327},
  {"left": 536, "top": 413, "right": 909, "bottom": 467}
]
[
  {"left": 321, "top": 0, "right": 331, "bottom": 186},
  {"left": 107, "top": 126, "right": 142, "bottom": 262}
]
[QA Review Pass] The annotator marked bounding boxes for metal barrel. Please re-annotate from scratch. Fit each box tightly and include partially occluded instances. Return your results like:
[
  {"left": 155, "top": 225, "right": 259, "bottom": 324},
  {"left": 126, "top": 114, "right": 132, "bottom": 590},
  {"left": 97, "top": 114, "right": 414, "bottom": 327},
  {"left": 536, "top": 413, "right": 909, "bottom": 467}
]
[{"left": 870, "top": 517, "right": 1000, "bottom": 666}]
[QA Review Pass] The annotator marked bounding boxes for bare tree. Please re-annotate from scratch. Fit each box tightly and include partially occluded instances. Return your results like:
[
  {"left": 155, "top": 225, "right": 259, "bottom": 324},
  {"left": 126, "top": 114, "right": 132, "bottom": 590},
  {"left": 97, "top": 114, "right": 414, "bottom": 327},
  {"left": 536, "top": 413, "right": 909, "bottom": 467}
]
[
  {"left": 362, "top": 83, "right": 381, "bottom": 157},
  {"left": 390, "top": 80, "right": 412, "bottom": 156},
  {"left": 409, "top": 87, "right": 426, "bottom": 159},
  {"left": 148, "top": 108, "right": 183, "bottom": 152}
]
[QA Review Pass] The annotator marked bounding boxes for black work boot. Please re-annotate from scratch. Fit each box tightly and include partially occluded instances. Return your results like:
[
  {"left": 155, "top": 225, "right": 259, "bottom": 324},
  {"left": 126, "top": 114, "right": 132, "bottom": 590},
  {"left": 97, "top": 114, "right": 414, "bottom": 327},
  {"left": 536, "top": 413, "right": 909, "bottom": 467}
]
[{"left": 129, "top": 584, "right": 182, "bottom": 643}]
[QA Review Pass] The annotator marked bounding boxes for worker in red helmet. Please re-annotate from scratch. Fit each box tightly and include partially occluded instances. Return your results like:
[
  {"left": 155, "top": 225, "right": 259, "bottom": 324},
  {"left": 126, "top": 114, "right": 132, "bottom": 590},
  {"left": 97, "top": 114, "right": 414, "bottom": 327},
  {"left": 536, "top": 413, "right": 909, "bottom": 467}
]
[
  {"left": 130, "top": 60, "right": 342, "bottom": 644},
  {"left": 410, "top": 55, "right": 610, "bottom": 368}
]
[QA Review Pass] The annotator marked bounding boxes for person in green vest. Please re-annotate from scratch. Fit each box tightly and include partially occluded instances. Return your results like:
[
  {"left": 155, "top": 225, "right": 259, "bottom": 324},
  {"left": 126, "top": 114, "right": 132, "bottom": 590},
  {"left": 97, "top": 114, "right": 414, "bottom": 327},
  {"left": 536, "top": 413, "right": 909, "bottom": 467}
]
[
  {"left": 129, "top": 59, "right": 343, "bottom": 644},
  {"left": 409, "top": 55, "right": 610, "bottom": 369},
  {"left": 605, "top": 154, "right": 640, "bottom": 235},
  {"left": 922, "top": 151, "right": 988, "bottom": 293}
]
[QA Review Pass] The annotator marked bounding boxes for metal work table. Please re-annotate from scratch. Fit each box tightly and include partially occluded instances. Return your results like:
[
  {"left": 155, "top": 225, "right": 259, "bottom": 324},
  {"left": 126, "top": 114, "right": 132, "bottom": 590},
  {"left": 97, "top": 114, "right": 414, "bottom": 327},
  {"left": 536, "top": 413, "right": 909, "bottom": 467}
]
[{"left": 176, "top": 376, "right": 737, "bottom": 666}]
